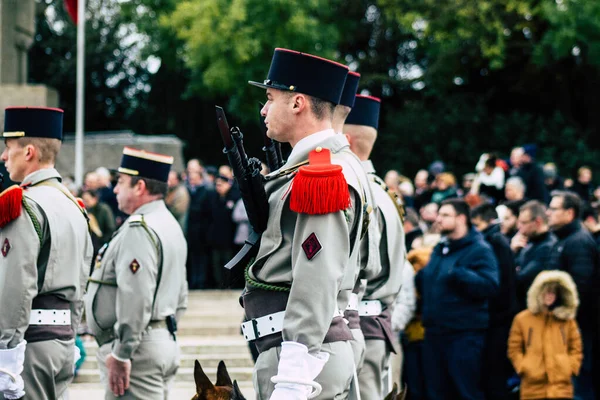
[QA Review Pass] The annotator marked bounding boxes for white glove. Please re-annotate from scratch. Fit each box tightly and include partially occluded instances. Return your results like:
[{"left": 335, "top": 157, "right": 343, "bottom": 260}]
[
  {"left": 0, "top": 341, "right": 26, "bottom": 399},
  {"left": 269, "top": 341, "right": 329, "bottom": 400}
]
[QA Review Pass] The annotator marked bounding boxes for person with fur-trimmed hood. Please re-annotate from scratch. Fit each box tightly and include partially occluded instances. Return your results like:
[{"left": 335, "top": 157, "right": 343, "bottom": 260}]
[{"left": 507, "top": 270, "right": 583, "bottom": 400}]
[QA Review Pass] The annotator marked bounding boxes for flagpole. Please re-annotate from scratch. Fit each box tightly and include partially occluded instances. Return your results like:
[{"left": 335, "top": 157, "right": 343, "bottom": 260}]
[{"left": 74, "top": 0, "right": 85, "bottom": 187}]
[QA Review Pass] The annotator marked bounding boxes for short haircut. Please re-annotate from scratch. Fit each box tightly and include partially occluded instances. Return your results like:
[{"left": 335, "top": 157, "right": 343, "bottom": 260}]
[
  {"left": 484, "top": 154, "right": 497, "bottom": 169},
  {"left": 470, "top": 203, "right": 498, "bottom": 223},
  {"left": 81, "top": 189, "right": 99, "bottom": 199},
  {"left": 404, "top": 208, "right": 420, "bottom": 227},
  {"left": 506, "top": 176, "right": 526, "bottom": 193},
  {"left": 308, "top": 95, "right": 335, "bottom": 120},
  {"left": 17, "top": 137, "right": 61, "bottom": 164},
  {"left": 504, "top": 199, "right": 527, "bottom": 217},
  {"left": 552, "top": 190, "right": 582, "bottom": 220},
  {"left": 440, "top": 198, "right": 472, "bottom": 229},
  {"left": 581, "top": 204, "right": 598, "bottom": 221},
  {"left": 520, "top": 200, "right": 548, "bottom": 224},
  {"left": 130, "top": 176, "right": 168, "bottom": 197}
]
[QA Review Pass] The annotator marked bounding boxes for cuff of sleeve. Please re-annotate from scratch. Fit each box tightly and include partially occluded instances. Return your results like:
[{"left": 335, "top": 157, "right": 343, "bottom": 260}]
[
  {"left": 110, "top": 351, "right": 130, "bottom": 363},
  {"left": 110, "top": 341, "right": 132, "bottom": 362}
]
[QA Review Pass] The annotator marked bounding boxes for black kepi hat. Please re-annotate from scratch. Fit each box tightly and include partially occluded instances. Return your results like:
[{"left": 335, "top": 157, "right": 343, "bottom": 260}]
[
  {"left": 339, "top": 71, "right": 361, "bottom": 108},
  {"left": 3, "top": 107, "right": 64, "bottom": 140},
  {"left": 118, "top": 147, "right": 173, "bottom": 183},
  {"left": 345, "top": 95, "right": 381, "bottom": 129},
  {"left": 249, "top": 48, "right": 349, "bottom": 104}
]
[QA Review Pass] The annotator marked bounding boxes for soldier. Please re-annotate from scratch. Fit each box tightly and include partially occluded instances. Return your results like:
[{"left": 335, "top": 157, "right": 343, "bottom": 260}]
[
  {"left": 242, "top": 48, "right": 368, "bottom": 399},
  {"left": 0, "top": 107, "right": 93, "bottom": 399},
  {"left": 85, "top": 147, "right": 188, "bottom": 399},
  {"left": 343, "top": 95, "right": 407, "bottom": 399}
]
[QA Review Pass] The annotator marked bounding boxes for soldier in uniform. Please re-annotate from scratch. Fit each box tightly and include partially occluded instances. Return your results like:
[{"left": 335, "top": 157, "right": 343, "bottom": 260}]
[
  {"left": 85, "top": 147, "right": 188, "bottom": 399},
  {"left": 343, "top": 95, "right": 407, "bottom": 399},
  {"left": 0, "top": 107, "right": 93, "bottom": 399},
  {"left": 242, "top": 48, "right": 369, "bottom": 400}
]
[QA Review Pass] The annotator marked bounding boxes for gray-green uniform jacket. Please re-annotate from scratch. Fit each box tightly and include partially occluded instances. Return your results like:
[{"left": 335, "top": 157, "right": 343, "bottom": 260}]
[
  {"left": 85, "top": 200, "right": 188, "bottom": 360},
  {"left": 244, "top": 129, "right": 368, "bottom": 355},
  {"left": 0, "top": 168, "right": 93, "bottom": 348}
]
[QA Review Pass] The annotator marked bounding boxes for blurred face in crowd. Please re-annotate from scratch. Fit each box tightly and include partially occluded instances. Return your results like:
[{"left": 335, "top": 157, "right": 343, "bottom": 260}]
[
  {"left": 517, "top": 209, "right": 539, "bottom": 239},
  {"left": 219, "top": 165, "right": 233, "bottom": 180},
  {"left": 437, "top": 204, "right": 466, "bottom": 236},
  {"left": 385, "top": 170, "right": 399, "bottom": 190},
  {"left": 215, "top": 177, "right": 232, "bottom": 197},
  {"left": 501, "top": 209, "right": 518, "bottom": 235},
  {"left": 414, "top": 170, "right": 429, "bottom": 190},
  {"left": 510, "top": 147, "right": 524, "bottom": 168},
  {"left": 578, "top": 168, "right": 592, "bottom": 184},
  {"left": 81, "top": 192, "right": 98, "bottom": 209},
  {"left": 543, "top": 289, "right": 557, "bottom": 307},
  {"left": 420, "top": 203, "right": 439, "bottom": 224},
  {"left": 188, "top": 171, "right": 203, "bottom": 187},
  {"left": 85, "top": 172, "right": 100, "bottom": 190},
  {"left": 505, "top": 182, "right": 524, "bottom": 201},
  {"left": 470, "top": 216, "right": 489, "bottom": 233},
  {"left": 187, "top": 159, "right": 202, "bottom": 176},
  {"left": 167, "top": 171, "right": 179, "bottom": 189},
  {"left": 547, "top": 196, "right": 575, "bottom": 229}
]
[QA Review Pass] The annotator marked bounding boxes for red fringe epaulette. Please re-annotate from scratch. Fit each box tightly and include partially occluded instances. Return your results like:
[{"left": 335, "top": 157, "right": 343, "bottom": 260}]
[
  {"left": 290, "top": 147, "right": 350, "bottom": 214},
  {"left": 0, "top": 185, "right": 23, "bottom": 228},
  {"left": 76, "top": 197, "right": 86, "bottom": 210}
]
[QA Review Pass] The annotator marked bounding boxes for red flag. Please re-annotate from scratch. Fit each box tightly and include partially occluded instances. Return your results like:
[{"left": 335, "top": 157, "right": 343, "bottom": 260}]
[{"left": 64, "top": 0, "right": 78, "bottom": 24}]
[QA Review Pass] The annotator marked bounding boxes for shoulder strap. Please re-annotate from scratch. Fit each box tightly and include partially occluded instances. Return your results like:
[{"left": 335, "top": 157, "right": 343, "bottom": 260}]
[
  {"left": 369, "top": 174, "right": 406, "bottom": 223},
  {"left": 33, "top": 180, "right": 89, "bottom": 223}
]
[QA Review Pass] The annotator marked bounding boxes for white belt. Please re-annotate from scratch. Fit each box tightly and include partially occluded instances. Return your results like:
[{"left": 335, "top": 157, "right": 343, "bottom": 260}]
[
  {"left": 346, "top": 293, "right": 359, "bottom": 311},
  {"left": 241, "top": 309, "right": 344, "bottom": 342},
  {"left": 358, "top": 300, "right": 382, "bottom": 317},
  {"left": 29, "top": 309, "right": 71, "bottom": 326}
]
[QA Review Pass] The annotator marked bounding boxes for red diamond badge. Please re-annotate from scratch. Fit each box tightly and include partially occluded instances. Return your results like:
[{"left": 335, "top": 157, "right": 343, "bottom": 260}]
[
  {"left": 129, "top": 259, "right": 140, "bottom": 274},
  {"left": 2, "top": 239, "right": 11, "bottom": 257},
  {"left": 302, "top": 233, "right": 322, "bottom": 261}
]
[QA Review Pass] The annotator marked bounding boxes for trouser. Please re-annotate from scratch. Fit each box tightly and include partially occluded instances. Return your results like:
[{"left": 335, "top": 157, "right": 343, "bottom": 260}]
[
  {"left": 358, "top": 339, "right": 389, "bottom": 400},
  {"left": 18, "top": 338, "right": 74, "bottom": 400},
  {"left": 484, "top": 323, "right": 514, "bottom": 400},
  {"left": 349, "top": 328, "right": 366, "bottom": 373},
  {"left": 401, "top": 337, "right": 426, "bottom": 400},
  {"left": 390, "top": 333, "right": 403, "bottom": 390},
  {"left": 187, "top": 245, "right": 208, "bottom": 289},
  {"left": 574, "top": 327, "right": 596, "bottom": 400},
  {"left": 253, "top": 341, "right": 354, "bottom": 400},
  {"left": 97, "top": 328, "right": 179, "bottom": 400},
  {"left": 211, "top": 247, "right": 233, "bottom": 288},
  {"left": 422, "top": 331, "right": 486, "bottom": 400}
]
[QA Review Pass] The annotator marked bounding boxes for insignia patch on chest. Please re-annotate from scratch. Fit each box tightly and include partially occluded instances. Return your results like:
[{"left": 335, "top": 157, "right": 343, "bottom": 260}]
[
  {"left": 1, "top": 239, "right": 10, "bottom": 257},
  {"left": 129, "top": 259, "right": 140, "bottom": 274},
  {"left": 302, "top": 233, "right": 322, "bottom": 260}
]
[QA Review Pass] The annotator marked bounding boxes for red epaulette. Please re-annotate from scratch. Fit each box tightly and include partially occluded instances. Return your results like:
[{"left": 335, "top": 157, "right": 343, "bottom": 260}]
[
  {"left": 0, "top": 185, "right": 24, "bottom": 228},
  {"left": 290, "top": 147, "right": 351, "bottom": 215}
]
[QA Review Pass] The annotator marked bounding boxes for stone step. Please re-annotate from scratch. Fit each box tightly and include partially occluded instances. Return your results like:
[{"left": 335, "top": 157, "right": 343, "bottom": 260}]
[
  {"left": 79, "top": 352, "right": 255, "bottom": 370},
  {"left": 74, "top": 366, "right": 255, "bottom": 384}
]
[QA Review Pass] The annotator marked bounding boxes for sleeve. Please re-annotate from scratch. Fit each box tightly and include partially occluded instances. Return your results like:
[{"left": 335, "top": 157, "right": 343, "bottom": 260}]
[
  {"left": 567, "top": 319, "right": 583, "bottom": 376},
  {"left": 507, "top": 315, "right": 524, "bottom": 374},
  {"left": 176, "top": 274, "right": 188, "bottom": 322},
  {"left": 448, "top": 247, "right": 499, "bottom": 299},
  {"left": 563, "top": 239, "right": 596, "bottom": 304},
  {"left": 517, "top": 247, "right": 547, "bottom": 285},
  {"left": 0, "top": 201, "right": 44, "bottom": 348},
  {"left": 281, "top": 191, "right": 357, "bottom": 354},
  {"left": 391, "top": 260, "right": 416, "bottom": 332},
  {"left": 111, "top": 226, "right": 158, "bottom": 360}
]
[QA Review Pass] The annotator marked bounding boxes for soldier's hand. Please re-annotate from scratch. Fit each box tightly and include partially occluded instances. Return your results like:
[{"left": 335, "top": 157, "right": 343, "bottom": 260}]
[{"left": 106, "top": 354, "right": 131, "bottom": 396}]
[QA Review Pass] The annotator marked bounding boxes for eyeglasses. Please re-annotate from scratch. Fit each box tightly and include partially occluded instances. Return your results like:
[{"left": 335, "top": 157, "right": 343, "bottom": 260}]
[
  {"left": 518, "top": 219, "right": 535, "bottom": 224},
  {"left": 548, "top": 207, "right": 564, "bottom": 212},
  {"left": 438, "top": 213, "right": 457, "bottom": 218}
]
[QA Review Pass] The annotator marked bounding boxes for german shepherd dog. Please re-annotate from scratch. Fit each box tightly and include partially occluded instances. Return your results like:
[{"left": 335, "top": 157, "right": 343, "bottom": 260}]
[
  {"left": 191, "top": 360, "right": 246, "bottom": 400},
  {"left": 384, "top": 383, "right": 408, "bottom": 400}
]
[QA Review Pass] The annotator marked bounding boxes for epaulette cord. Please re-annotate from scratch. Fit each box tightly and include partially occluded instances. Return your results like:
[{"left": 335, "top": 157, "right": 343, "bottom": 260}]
[
  {"left": 263, "top": 160, "right": 309, "bottom": 182},
  {"left": 128, "top": 215, "right": 160, "bottom": 260}
]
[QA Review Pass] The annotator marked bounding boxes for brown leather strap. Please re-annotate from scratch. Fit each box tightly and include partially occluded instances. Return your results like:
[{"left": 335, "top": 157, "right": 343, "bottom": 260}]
[
  {"left": 25, "top": 295, "right": 74, "bottom": 343},
  {"left": 359, "top": 308, "right": 399, "bottom": 354}
]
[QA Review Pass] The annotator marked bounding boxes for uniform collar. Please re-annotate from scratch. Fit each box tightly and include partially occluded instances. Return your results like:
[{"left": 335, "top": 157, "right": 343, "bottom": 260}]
[
  {"left": 361, "top": 160, "right": 375, "bottom": 174},
  {"left": 130, "top": 199, "right": 165, "bottom": 216},
  {"left": 21, "top": 168, "right": 62, "bottom": 187},
  {"left": 285, "top": 128, "right": 335, "bottom": 167}
]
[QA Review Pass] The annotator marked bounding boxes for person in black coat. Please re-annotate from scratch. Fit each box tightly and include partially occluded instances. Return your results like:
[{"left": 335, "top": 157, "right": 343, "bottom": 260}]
[
  {"left": 547, "top": 191, "right": 598, "bottom": 400},
  {"left": 518, "top": 144, "right": 549, "bottom": 204},
  {"left": 511, "top": 200, "right": 557, "bottom": 311},
  {"left": 471, "top": 203, "right": 518, "bottom": 400}
]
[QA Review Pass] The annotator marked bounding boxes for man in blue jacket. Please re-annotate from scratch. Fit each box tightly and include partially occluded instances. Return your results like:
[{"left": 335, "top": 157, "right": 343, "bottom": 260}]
[{"left": 416, "top": 198, "right": 499, "bottom": 400}]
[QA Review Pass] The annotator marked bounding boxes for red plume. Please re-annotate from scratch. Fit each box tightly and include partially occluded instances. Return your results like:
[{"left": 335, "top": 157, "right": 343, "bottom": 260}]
[{"left": 64, "top": 0, "right": 78, "bottom": 24}]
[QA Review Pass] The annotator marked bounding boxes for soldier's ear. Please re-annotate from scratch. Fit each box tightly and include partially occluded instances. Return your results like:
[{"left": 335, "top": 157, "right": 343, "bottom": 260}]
[
  {"left": 291, "top": 94, "right": 308, "bottom": 114},
  {"left": 344, "top": 133, "right": 352, "bottom": 145}
]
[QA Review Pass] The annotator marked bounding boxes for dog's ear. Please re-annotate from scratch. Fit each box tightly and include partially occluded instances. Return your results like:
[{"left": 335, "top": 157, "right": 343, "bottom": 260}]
[
  {"left": 396, "top": 383, "right": 408, "bottom": 400},
  {"left": 383, "top": 383, "right": 399, "bottom": 400},
  {"left": 215, "top": 360, "right": 233, "bottom": 387},
  {"left": 194, "top": 360, "right": 214, "bottom": 395},
  {"left": 232, "top": 380, "right": 246, "bottom": 400}
]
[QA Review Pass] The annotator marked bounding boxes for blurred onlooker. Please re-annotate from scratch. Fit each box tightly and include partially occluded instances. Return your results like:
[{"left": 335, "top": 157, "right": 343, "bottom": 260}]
[
  {"left": 461, "top": 173, "right": 476, "bottom": 197},
  {"left": 404, "top": 208, "right": 424, "bottom": 251},
  {"left": 547, "top": 190, "right": 598, "bottom": 399},
  {"left": 186, "top": 170, "right": 211, "bottom": 289},
  {"left": 95, "top": 167, "right": 121, "bottom": 224},
  {"left": 504, "top": 176, "right": 526, "bottom": 202},
  {"left": 232, "top": 199, "right": 250, "bottom": 249},
  {"left": 564, "top": 177, "right": 574, "bottom": 189},
  {"left": 543, "top": 162, "right": 564, "bottom": 193},
  {"left": 508, "top": 146, "right": 524, "bottom": 177},
  {"left": 512, "top": 200, "right": 556, "bottom": 311},
  {"left": 165, "top": 171, "right": 190, "bottom": 230},
  {"left": 416, "top": 198, "right": 499, "bottom": 400},
  {"left": 385, "top": 169, "right": 401, "bottom": 196},
  {"left": 428, "top": 160, "right": 445, "bottom": 182},
  {"left": 582, "top": 204, "right": 600, "bottom": 249},
  {"left": 204, "top": 176, "right": 240, "bottom": 288},
  {"left": 470, "top": 203, "right": 518, "bottom": 400},
  {"left": 84, "top": 171, "right": 100, "bottom": 191},
  {"left": 80, "top": 189, "right": 116, "bottom": 250},
  {"left": 571, "top": 166, "right": 594, "bottom": 204},
  {"left": 398, "top": 179, "right": 415, "bottom": 209},
  {"left": 219, "top": 165, "right": 234, "bottom": 180},
  {"left": 431, "top": 172, "right": 458, "bottom": 204},
  {"left": 413, "top": 169, "right": 432, "bottom": 211},
  {"left": 508, "top": 271, "right": 582, "bottom": 400},
  {"left": 518, "top": 144, "right": 549, "bottom": 203},
  {"left": 205, "top": 165, "right": 218, "bottom": 186},
  {"left": 419, "top": 202, "right": 439, "bottom": 233},
  {"left": 472, "top": 153, "right": 505, "bottom": 203},
  {"left": 500, "top": 200, "right": 526, "bottom": 241}
]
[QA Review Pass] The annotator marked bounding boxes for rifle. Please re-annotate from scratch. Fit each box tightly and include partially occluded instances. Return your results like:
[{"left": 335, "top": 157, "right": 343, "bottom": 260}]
[
  {"left": 216, "top": 106, "right": 269, "bottom": 274},
  {"left": 259, "top": 103, "right": 284, "bottom": 172}
]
